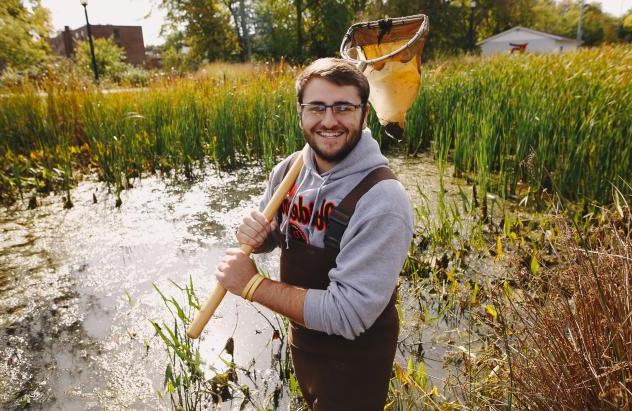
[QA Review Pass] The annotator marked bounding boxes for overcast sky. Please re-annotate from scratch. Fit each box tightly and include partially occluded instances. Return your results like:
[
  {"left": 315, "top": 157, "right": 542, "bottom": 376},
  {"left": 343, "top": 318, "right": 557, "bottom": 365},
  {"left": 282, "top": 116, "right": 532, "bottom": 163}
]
[{"left": 42, "top": 0, "right": 632, "bottom": 47}]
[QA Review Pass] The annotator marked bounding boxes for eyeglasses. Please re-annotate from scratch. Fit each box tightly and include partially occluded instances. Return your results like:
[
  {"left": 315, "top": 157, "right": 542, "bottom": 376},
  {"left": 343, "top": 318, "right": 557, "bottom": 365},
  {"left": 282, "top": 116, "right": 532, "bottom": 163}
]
[{"left": 299, "top": 103, "right": 364, "bottom": 117}]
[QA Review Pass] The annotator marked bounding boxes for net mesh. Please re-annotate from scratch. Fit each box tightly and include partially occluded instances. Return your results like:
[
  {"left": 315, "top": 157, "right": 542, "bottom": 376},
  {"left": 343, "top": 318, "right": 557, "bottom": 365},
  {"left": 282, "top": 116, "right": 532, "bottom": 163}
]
[{"left": 341, "top": 15, "right": 429, "bottom": 138}]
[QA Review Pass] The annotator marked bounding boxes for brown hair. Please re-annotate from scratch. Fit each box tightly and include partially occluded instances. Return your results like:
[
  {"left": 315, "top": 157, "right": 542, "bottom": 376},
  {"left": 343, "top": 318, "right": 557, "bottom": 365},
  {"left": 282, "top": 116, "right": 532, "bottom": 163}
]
[{"left": 295, "top": 58, "right": 370, "bottom": 104}]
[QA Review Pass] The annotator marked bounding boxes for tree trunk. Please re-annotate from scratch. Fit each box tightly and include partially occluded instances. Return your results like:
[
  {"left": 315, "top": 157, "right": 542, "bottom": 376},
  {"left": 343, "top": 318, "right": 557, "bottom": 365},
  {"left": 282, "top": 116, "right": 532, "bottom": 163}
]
[
  {"left": 238, "top": 0, "right": 251, "bottom": 60},
  {"left": 295, "top": 0, "right": 303, "bottom": 61}
]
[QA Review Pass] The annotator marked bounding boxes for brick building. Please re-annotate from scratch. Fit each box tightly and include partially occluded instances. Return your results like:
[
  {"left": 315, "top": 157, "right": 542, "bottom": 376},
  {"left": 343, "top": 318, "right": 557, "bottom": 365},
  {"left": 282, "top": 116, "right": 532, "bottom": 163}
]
[{"left": 49, "top": 25, "right": 146, "bottom": 66}]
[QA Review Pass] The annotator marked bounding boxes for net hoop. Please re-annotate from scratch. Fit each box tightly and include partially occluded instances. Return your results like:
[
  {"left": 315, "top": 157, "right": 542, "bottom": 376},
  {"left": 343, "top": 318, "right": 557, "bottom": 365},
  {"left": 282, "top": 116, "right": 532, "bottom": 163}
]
[{"left": 340, "top": 14, "right": 429, "bottom": 67}]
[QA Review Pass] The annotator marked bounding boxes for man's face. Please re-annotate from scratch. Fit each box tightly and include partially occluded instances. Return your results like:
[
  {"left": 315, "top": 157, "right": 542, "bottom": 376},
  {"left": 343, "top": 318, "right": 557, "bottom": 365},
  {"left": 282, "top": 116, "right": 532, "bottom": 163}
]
[{"left": 299, "top": 78, "right": 367, "bottom": 172}]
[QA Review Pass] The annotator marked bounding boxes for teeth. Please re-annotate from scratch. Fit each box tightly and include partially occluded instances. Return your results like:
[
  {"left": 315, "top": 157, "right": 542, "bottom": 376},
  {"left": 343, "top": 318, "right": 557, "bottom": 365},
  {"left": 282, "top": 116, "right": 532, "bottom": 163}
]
[{"left": 318, "top": 132, "right": 343, "bottom": 137}]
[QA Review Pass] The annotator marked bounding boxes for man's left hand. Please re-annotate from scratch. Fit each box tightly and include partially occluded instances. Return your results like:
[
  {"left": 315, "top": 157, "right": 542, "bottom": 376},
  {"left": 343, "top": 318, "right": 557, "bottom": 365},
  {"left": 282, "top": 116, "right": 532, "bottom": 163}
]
[{"left": 215, "top": 248, "right": 258, "bottom": 296}]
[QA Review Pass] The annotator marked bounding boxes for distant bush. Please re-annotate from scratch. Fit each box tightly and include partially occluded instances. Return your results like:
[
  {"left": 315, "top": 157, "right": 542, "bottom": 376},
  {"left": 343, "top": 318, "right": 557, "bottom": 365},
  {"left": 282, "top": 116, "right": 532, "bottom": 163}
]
[
  {"left": 115, "top": 65, "right": 152, "bottom": 87},
  {"left": 75, "top": 37, "right": 128, "bottom": 81}
]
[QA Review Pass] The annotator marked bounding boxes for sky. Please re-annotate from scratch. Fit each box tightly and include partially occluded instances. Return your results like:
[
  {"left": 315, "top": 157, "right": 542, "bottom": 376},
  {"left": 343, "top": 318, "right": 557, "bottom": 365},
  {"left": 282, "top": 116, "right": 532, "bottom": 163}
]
[
  {"left": 41, "top": 0, "right": 168, "bottom": 46},
  {"left": 42, "top": 0, "right": 632, "bottom": 47}
]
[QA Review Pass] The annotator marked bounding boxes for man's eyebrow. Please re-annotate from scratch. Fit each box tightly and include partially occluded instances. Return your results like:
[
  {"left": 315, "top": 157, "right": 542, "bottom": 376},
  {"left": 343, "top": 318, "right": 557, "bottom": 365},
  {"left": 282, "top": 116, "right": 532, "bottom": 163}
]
[{"left": 303, "top": 100, "right": 357, "bottom": 105}]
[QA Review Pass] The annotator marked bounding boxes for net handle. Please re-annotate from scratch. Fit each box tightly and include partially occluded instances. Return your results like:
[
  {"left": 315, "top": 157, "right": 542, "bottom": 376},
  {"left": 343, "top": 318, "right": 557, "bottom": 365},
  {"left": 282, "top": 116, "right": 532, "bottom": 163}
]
[{"left": 340, "top": 14, "right": 429, "bottom": 68}]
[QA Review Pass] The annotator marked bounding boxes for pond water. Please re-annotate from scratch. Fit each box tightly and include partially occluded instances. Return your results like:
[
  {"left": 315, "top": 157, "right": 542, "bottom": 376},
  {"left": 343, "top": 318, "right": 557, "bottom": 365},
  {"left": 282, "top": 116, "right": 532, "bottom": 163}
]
[{"left": 0, "top": 153, "right": 487, "bottom": 409}]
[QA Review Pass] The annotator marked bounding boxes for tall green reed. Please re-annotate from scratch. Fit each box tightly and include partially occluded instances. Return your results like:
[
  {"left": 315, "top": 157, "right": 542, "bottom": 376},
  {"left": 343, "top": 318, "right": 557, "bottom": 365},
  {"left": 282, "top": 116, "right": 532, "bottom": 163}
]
[{"left": 407, "top": 45, "right": 632, "bottom": 205}]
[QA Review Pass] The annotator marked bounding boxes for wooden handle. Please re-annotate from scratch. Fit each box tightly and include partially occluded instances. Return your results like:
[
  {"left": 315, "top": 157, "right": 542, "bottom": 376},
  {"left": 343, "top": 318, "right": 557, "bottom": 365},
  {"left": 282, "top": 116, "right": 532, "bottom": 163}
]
[{"left": 187, "top": 151, "right": 305, "bottom": 339}]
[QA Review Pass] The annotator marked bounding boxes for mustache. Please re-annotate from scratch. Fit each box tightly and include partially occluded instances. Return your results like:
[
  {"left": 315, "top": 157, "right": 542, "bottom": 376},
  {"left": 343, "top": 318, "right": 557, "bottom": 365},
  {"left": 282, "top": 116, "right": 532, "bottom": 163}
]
[{"left": 313, "top": 126, "right": 348, "bottom": 132}]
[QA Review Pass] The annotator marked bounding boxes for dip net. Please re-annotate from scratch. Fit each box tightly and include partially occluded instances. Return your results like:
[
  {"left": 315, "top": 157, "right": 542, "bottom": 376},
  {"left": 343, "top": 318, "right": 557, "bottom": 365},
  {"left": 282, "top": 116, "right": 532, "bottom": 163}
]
[{"left": 340, "top": 14, "right": 429, "bottom": 139}]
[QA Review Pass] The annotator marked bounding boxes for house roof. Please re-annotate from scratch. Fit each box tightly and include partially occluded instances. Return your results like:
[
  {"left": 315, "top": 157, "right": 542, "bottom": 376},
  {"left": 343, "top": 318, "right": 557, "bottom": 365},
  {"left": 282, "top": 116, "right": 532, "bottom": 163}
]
[{"left": 477, "top": 26, "right": 578, "bottom": 46}]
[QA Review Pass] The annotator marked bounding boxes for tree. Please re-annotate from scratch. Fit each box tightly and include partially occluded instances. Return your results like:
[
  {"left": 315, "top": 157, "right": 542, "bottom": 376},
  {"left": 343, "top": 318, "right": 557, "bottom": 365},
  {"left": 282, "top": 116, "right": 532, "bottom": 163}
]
[
  {"left": 75, "top": 37, "right": 129, "bottom": 81},
  {"left": 0, "top": 0, "right": 51, "bottom": 72},
  {"left": 619, "top": 10, "right": 632, "bottom": 42},
  {"left": 221, "top": 0, "right": 254, "bottom": 60},
  {"left": 253, "top": 0, "right": 298, "bottom": 60},
  {"left": 159, "top": 0, "right": 240, "bottom": 65},
  {"left": 304, "top": 0, "right": 355, "bottom": 58}
]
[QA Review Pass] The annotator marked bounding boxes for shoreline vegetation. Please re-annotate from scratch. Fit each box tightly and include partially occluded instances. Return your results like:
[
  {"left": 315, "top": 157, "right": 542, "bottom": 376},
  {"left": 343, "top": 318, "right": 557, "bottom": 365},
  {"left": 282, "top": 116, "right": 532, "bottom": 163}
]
[{"left": 1, "top": 46, "right": 630, "bottom": 209}]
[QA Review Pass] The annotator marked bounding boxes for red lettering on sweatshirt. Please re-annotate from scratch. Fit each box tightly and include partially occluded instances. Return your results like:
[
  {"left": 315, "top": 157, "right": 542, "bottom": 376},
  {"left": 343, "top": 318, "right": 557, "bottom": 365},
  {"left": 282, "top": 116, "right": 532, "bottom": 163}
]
[{"left": 281, "top": 195, "right": 336, "bottom": 232}]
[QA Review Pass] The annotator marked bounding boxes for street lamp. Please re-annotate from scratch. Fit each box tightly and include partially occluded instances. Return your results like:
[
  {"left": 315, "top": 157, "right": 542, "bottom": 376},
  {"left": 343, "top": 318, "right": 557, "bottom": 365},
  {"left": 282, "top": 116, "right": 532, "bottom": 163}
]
[{"left": 80, "top": 0, "right": 99, "bottom": 81}]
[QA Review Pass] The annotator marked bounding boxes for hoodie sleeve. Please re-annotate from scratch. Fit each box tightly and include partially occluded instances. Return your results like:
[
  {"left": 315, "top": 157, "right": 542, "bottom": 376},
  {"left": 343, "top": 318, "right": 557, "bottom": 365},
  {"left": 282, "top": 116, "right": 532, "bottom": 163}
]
[{"left": 302, "top": 180, "right": 414, "bottom": 340}]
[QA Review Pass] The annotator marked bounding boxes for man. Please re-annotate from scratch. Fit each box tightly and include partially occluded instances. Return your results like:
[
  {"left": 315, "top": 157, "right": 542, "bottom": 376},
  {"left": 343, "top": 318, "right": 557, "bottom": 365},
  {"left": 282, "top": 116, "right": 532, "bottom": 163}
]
[{"left": 216, "top": 58, "right": 413, "bottom": 410}]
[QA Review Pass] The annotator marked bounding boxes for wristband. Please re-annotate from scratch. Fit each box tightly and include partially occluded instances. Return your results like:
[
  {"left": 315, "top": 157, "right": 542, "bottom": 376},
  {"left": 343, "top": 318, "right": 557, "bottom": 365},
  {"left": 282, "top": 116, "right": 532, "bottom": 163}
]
[
  {"left": 241, "top": 274, "right": 260, "bottom": 299},
  {"left": 246, "top": 274, "right": 266, "bottom": 301}
]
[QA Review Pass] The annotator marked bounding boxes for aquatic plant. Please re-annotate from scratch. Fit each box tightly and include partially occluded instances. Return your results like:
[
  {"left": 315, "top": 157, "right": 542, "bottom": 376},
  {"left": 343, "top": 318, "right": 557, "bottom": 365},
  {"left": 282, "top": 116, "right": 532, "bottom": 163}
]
[
  {"left": 151, "top": 278, "right": 250, "bottom": 409},
  {"left": 151, "top": 275, "right": 305, "bottom": 410},
  {"left": 2, "top": 47, "right": 630, "bottom": 207},
  {"left": 408, "top": 45, "right": 632, "bottom": 205},
  {"left": 505, "top": 195, "right": 632, "bottom": 409}
]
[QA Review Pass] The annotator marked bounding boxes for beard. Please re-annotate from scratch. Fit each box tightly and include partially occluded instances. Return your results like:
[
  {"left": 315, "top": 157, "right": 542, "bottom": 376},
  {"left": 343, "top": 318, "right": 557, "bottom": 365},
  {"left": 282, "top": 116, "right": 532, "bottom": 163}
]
[{"left": 301, "top": 115, "right": 365, "bottom": 164}]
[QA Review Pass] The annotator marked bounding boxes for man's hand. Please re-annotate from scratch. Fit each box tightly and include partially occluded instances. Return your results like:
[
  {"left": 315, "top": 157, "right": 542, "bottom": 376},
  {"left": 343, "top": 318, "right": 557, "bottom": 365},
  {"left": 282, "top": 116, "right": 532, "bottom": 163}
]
[
  {"left": 236, "top": 209, "right": 277, "bottom": 249},
  {"left": 216, "top": 249, "right": 306, "bottom": 325},
  {"left": 215, "top": 248, "right": 258, "bottom": 296}
]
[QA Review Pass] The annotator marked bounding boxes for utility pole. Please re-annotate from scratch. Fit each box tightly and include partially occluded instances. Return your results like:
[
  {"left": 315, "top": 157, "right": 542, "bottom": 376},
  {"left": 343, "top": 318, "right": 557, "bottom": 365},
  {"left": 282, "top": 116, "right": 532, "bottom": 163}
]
[
  {"left": 576, "top": 0, "right": 584, "bottom": 43},
  {"left": 468, "top": 1, "right": 477, "bottom": 51},
  {"left": 80, "top": 0, "right": 99, "bottom": 82},
  {"left": 295, "top": 0, "right": 303, "bottom": 61}
]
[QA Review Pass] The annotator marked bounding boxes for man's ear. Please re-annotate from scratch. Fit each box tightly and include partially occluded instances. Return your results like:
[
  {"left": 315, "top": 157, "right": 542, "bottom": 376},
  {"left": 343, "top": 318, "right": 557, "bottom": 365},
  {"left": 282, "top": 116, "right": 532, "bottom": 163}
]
[
  {"left": 362, "top": 103, "right": 370, "bottom": 128},
  {"left": 297, "top": 102, "right": 303, "bottom": 127}
]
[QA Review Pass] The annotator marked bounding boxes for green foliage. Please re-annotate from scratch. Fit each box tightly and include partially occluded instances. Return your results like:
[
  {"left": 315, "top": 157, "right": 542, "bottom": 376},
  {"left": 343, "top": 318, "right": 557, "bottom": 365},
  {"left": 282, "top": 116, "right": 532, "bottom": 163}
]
[
  {"left": 620, "top": 12, "right": 632, "bottom": 42},
  {"left": 407, "top": 45, "right": 632, "bottom": 205},
  {"left": 75, "top": 37, "right": 129, "bottom": 81},
  {"left": 253, "top": 0, "right": 298, "bottom": 60},
  {"left": 151, "top": 279, "right": 248, "bottom": 409},
  {"left": 159, "top": 0, "right": 241, "bottom": 66},
  {"left": 0, "top": 0, "right": 51, "bottom": 72},
  {"left": 1, "top": 47, "right": 630, "bottom": 206},
  {"left": 531, "top": 0, "right": 621, "bottom": 45},
  {"left": 0, "top": 64, "right": 300, "bottom": 204},
  {"left": 305, "top": 0, "right": 355, "bottom": 58}
]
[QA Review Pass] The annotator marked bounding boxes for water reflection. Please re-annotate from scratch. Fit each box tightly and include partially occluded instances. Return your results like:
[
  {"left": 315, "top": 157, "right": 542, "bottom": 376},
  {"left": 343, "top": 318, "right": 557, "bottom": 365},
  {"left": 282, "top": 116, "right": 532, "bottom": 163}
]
[{"left": 1, "top": 153, "right": 479, "bottom": 409}]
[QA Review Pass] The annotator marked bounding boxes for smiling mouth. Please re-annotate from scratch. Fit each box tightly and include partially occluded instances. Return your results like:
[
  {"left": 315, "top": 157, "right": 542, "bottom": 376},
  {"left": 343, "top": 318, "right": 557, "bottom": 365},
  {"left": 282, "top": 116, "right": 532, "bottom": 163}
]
[{"left": 316, "top": 130, "right": 345, "bottom": 138}]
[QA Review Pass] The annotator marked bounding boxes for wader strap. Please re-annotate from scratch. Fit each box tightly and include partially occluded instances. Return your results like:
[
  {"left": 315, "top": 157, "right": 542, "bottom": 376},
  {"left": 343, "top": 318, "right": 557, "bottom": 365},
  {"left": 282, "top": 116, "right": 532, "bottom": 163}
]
[{"left": 324, "top": 167, "right": 397, "bottom": 250}]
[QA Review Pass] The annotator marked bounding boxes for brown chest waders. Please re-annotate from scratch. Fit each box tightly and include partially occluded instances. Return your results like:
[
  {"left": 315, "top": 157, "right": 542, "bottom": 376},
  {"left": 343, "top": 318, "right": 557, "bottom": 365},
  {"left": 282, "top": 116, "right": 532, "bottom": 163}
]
[{"left": 275, "top": 154, "right": 399, "bottom": 410}]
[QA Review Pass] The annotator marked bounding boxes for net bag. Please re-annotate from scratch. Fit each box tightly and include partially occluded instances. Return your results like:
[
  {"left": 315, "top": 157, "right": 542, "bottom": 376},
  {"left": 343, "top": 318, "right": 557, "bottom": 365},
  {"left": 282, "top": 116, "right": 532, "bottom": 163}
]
[{"left": 340, "top": 14, "right": 429, "bottom": 139}]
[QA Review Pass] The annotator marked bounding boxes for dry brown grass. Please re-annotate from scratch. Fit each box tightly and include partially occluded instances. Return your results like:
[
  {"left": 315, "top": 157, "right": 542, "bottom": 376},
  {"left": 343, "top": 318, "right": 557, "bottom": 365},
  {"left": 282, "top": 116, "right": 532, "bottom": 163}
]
[{"left": 508, "top": 206, "right": 632, "bottom": 409}]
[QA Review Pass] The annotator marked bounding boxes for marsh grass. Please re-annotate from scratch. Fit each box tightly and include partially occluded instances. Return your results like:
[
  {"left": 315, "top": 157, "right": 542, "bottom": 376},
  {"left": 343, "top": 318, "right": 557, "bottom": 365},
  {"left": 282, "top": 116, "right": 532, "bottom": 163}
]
[
  {"left": 3, "top": 47, "right": 629, "bottom": 207},
  {"left": 408, "top": 45, "right": 632, "bottom": 206},
  {"left": 0, "top": 65, "right": 302, "bottom": 206},
  {"left": 394, "top": 154, "right": 631, "bottom": 408},
  {"left": 504, "top": 199, "right": 632, "bottom": 409},
  {"left": 151, "top": 275, "right": 306, "bottom": 410},
  {"left": 151, "top": 278, "right": 252, "bottom": 409}
]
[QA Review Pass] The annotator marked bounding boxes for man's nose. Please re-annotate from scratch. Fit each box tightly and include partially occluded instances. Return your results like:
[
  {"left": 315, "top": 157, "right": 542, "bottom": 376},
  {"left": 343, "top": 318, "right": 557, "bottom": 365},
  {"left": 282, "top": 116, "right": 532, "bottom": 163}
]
[{"left": 320, "top": 107, "right": 339, "bottom": 128}]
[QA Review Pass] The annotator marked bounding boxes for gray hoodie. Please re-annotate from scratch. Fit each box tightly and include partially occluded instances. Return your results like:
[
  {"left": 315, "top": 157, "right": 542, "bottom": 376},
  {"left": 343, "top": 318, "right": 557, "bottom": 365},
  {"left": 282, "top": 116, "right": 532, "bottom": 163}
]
[{"left": 257, "top": 128, "right": 413, "bottom": 340}]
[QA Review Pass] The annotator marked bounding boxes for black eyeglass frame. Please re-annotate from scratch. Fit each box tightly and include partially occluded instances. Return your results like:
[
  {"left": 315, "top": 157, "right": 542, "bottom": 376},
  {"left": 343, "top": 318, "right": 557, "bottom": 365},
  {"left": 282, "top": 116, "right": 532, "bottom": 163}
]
[{"left": 299, "top": 103, "right": 366, "bottom": 115}]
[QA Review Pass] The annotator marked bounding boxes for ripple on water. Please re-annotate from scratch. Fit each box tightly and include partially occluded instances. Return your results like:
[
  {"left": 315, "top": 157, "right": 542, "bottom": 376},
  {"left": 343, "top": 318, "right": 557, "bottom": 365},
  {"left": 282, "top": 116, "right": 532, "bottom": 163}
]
[{"left": 1, "top": 154, "right": 500, "bottom": 408}]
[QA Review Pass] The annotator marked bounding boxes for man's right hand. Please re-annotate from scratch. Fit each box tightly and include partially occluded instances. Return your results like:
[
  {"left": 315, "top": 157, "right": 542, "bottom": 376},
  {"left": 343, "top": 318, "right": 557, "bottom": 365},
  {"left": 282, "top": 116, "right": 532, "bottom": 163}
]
[{"left": 236, "top": 209, "right": 277, "bottom": 249}]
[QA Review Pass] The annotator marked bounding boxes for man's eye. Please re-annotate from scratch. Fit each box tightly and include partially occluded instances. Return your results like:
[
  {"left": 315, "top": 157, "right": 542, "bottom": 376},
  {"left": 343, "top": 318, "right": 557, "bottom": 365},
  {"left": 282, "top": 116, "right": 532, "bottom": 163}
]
[
  {"left": 334, "top": 105, "right": 354, "bottom": 113},
  {"left": 309, "top": 105, "right": 326, "bottom": 113}
]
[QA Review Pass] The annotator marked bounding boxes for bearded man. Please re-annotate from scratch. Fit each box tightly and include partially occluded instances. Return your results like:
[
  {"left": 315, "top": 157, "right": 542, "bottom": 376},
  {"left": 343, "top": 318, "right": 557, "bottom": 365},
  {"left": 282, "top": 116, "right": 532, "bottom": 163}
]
[{"left": 216, "top": 57, "right": 413, "bottom": 410}]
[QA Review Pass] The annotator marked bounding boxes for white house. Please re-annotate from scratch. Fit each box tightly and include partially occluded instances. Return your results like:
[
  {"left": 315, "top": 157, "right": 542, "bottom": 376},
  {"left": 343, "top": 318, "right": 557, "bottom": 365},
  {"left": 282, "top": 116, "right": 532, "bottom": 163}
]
[{"left": 477, "top": 26, "right": 580, "bottom": 56}]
